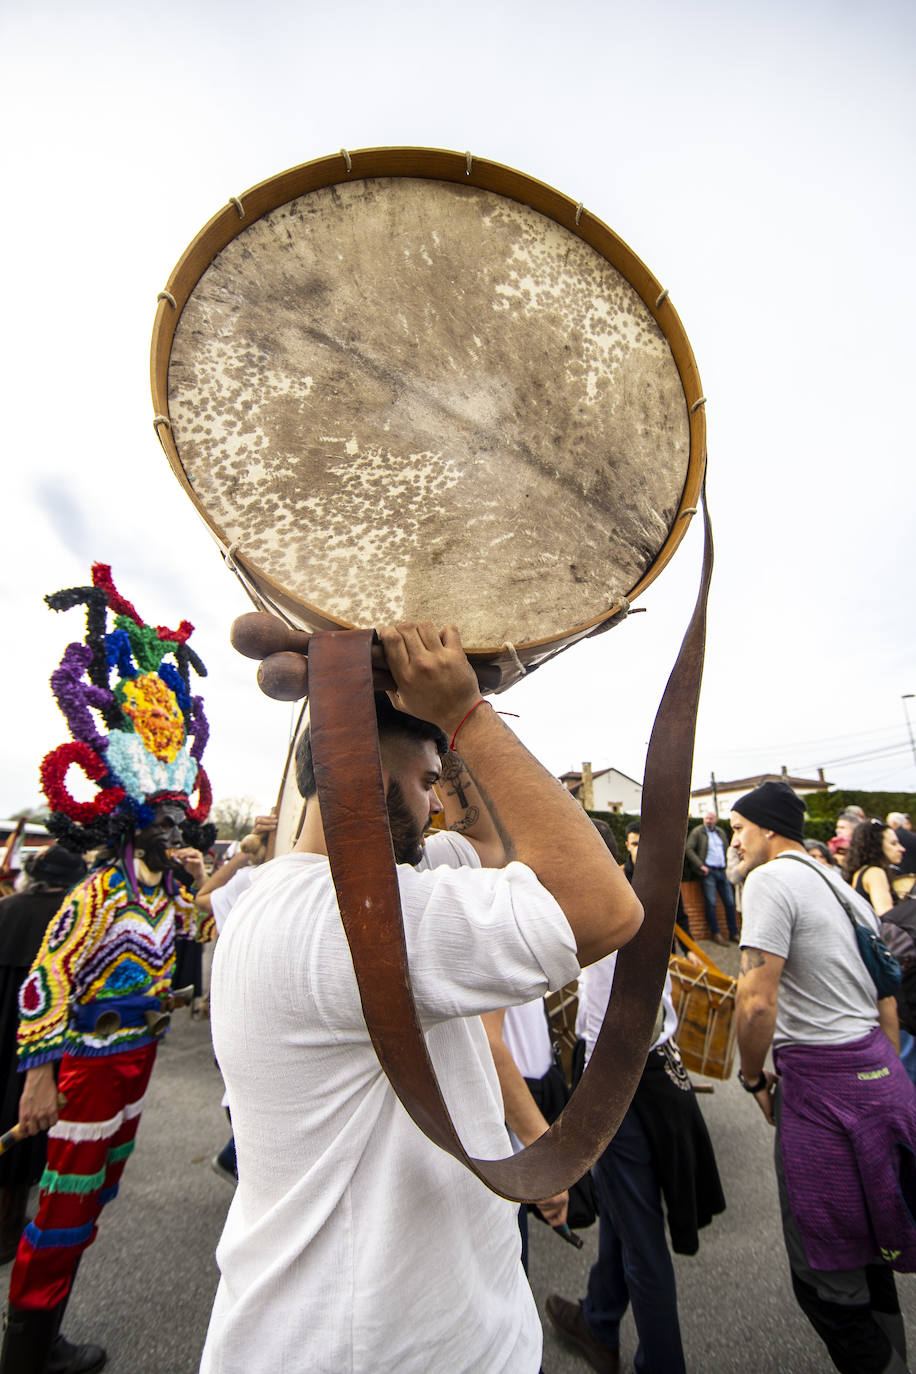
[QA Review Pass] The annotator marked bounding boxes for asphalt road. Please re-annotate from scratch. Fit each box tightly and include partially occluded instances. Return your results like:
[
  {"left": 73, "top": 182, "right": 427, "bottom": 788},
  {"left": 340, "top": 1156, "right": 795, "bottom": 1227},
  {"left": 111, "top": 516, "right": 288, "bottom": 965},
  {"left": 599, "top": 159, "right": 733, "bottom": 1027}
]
[{"left": 3, "top": 960, "right": 914, "bottom": 1373}]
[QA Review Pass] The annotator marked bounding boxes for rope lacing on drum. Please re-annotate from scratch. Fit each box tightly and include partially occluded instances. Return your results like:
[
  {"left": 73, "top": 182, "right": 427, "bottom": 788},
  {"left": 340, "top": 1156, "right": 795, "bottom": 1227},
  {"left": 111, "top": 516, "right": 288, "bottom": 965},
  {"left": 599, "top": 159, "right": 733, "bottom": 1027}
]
[
  {"left": 502, "top": 642, "right": 527, "bottom": 682},
  {"left": 465, "top": 151, "right": 473, "bottom": 175},
  {"left": 575, "top": 203, "right": 584, "bottom": 226},
  {"left": 157, "top": 290, "right": 177, "bottom": 309},
  {"left": 152, "top": 415, "right": 171, "bottom": 432},
  {"left": 655, "top": 288, "right": 669, "bottom": 309},
  {"left": 230, "top": 196, "right": 245, "bottom": 219},
  {"left": 340, "top": 149, "right": 352, "bottom": 172},
  {"left": 219, "top": 538, "right": 272, "bottom": 614},
  {"left": 690, "top": 396, "right": 707, "bottom": 413},
  {"left": 679, "top": 507, "right": 698, "bottom": 520}
]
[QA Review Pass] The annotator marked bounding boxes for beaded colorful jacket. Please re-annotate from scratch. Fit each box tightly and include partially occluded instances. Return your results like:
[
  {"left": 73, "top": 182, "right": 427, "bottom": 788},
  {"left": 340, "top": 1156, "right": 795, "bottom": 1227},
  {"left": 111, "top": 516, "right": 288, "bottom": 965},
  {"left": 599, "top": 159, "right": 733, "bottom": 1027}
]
[{"left": 18, "top": 861, "right": 214, "bottom": 1067}]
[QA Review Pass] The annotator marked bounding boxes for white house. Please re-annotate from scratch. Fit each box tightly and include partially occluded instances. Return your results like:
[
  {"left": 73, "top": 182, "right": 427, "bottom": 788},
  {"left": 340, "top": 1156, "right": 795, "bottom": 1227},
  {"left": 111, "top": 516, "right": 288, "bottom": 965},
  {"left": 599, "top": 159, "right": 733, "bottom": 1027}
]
[
  {"left": 560, "top": 763, "right": 643, "bottom": 815},
  {"left": 690, "top": 767, "right": 831, "bottom": 819}
]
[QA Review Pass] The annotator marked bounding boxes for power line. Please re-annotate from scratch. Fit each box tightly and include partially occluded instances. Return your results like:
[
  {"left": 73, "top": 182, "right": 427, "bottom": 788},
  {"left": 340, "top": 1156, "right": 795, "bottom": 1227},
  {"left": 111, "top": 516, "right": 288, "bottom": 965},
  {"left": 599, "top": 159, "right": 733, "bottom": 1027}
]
[
  {"left": 710, "top": 721, "right": 905, "bottom": 760},
  {"left": 793, "top": 740, "right": 911, "bottom": 771}
]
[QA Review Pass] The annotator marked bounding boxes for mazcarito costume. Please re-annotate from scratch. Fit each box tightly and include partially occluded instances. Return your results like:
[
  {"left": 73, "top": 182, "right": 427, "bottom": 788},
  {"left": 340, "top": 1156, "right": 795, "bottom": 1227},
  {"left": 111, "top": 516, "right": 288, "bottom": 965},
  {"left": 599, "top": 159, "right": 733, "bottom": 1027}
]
[{"left": 2, "top": 564, "right": 215, "bottom": 1374}]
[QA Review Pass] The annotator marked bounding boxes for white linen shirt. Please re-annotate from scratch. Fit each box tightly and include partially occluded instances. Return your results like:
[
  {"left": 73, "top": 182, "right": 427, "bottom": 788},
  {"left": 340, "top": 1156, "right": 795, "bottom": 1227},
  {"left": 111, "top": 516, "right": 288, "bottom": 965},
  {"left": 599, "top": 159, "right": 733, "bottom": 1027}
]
[
  {"left": 577, "top": 953, "right": 678, "bottom": 1063},
  {"left": 200, "top": 832, "right": 578, "bottom": 1374}
]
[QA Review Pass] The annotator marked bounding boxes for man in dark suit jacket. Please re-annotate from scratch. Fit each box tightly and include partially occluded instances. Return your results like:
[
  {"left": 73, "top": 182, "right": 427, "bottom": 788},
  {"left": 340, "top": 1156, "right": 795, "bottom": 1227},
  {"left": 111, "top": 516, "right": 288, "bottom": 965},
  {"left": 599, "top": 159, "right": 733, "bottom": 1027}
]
[{"left": 685, "top": 812, "right": 739, "bottom": 944}]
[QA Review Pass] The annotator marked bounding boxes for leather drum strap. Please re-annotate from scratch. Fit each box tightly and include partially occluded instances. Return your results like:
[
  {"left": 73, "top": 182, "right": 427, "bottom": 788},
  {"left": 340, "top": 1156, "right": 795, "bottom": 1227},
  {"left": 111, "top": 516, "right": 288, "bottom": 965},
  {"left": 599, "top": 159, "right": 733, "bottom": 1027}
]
[{"left": 309, "top": 489, "right": 713, "bottom": 1202}]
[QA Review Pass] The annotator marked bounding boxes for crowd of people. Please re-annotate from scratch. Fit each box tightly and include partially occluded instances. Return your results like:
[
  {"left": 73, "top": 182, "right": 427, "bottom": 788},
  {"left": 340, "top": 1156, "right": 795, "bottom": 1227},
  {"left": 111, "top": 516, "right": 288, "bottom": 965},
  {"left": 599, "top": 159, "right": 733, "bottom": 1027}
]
[{"left": 1, "top": 595, "right": 916, "bottom": 1372}]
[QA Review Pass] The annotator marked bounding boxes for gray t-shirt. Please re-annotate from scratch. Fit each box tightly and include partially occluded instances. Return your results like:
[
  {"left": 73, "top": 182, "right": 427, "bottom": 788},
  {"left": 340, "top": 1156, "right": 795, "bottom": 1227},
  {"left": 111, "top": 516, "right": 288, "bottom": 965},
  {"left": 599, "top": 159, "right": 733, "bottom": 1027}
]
[{"left": 740, "top": 852, "right": 880, "bottom": 1048}]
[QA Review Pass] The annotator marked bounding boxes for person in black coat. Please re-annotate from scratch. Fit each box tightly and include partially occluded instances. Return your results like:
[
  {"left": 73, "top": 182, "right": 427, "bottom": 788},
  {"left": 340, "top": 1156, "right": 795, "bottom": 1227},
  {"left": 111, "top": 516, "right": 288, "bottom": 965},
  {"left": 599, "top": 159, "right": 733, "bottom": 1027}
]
[{"left": 0, "top": 846, "right": 86, "bottom": 1263}]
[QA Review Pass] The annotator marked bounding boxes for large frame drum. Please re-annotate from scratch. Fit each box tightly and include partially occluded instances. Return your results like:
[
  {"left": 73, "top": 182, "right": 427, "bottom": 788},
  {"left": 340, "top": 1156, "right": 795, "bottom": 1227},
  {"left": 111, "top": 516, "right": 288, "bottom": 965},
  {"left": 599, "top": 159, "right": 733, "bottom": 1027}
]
[{"left": 151, "top": 147, "right": 705, "bottom": 690}]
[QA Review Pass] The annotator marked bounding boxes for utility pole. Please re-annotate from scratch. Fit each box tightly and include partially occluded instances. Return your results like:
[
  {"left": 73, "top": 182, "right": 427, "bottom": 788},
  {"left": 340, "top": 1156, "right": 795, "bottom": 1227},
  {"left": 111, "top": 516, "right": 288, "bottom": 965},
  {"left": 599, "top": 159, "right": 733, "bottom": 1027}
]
[
  {"left": 903, "top": 695, "right": 916, "bottom": 776},
  {"left": 710, "top": 771, "right": 719, "bottom": 816}
]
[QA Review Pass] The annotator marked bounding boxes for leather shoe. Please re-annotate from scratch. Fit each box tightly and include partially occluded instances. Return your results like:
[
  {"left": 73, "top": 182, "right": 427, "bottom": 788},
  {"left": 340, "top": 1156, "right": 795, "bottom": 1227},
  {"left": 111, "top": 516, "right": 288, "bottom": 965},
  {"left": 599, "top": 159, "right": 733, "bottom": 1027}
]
[
  {"left": 712, "top": 933, "right": 728, "bottom": 945},
  {"left": 47, "top": 1332, "right": 107, "bottom": 1373},
  {"left": 545, "top": 1294, "right": 619, "bottom": 1373}
]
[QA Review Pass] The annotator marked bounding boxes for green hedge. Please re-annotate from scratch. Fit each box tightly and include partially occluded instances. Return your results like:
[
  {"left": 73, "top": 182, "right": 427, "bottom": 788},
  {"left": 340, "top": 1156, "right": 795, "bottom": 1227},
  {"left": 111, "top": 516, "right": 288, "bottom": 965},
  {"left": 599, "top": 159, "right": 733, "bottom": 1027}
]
[
  {"left": 586, "top": 796, "right": 916, "bottom": 878},
  {"left": 801, "top": 790, "right": 916, "bottom": 824},
  {"left": 587, "top": 811, "right": 726, "bottom": 882}
]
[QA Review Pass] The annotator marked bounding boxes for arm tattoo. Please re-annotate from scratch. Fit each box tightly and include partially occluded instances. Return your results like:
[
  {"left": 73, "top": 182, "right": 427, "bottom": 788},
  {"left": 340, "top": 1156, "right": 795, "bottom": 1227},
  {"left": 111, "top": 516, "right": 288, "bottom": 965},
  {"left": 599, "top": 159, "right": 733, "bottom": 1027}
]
[
  {"left": 449, "top": 807, "right": 480, "bottom": 835},
  {"left": 440, "top": 751, "right": 471, "bottom": 809},
  {"left": 739, "top": 947, "right": 767, "bottom": 978}
]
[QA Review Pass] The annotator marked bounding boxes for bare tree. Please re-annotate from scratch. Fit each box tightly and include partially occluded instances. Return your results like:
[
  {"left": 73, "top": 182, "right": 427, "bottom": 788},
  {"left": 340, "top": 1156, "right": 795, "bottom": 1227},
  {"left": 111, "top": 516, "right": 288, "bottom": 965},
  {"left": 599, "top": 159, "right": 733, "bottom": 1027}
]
[{"left": 210, "top": 796, "right": 258, "bottom": 841}]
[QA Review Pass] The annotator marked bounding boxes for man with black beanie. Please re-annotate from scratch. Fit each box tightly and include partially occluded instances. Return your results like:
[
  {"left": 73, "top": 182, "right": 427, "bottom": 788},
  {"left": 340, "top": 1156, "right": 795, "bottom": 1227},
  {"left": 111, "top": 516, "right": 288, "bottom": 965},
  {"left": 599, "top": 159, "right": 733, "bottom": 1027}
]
[{"left": 733, "top": 780, "right": 916, "bottom": 1374}]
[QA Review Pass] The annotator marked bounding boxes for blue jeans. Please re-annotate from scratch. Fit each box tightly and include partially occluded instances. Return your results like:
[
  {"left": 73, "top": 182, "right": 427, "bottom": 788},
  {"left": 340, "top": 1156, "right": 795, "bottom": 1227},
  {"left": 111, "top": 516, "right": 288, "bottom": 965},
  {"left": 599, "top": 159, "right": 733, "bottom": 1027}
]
[
  {"left": 583, "top": 1107, "right": 686, "bottom": 1374},
  {"left": 701, "top": 866, "right": 738, "bottom": 938}
]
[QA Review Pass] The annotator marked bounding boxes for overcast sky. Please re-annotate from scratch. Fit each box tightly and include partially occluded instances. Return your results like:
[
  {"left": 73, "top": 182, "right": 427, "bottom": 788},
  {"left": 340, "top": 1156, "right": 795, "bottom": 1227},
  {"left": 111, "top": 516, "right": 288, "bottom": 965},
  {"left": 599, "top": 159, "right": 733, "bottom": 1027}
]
[{"left": 2, "top": 0, "right": 914, "bottom": 822}]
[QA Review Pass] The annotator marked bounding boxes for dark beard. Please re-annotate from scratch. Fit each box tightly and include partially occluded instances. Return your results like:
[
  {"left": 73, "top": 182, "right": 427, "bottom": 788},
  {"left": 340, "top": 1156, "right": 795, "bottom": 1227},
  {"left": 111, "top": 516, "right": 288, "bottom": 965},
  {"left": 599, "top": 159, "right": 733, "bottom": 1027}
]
[{"left": 386, "top": 779, "right": 425, "bottom": 866}]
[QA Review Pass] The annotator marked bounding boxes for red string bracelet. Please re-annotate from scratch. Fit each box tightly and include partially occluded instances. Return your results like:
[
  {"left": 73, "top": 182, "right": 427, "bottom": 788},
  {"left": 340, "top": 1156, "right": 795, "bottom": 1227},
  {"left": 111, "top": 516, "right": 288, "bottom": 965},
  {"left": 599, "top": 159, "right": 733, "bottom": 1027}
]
[
  {"left": 449, "top": 699, "right": 487, "bottom": 751},
  {"left": 449, "top": 702, "right": 520, "bottom": 751}
]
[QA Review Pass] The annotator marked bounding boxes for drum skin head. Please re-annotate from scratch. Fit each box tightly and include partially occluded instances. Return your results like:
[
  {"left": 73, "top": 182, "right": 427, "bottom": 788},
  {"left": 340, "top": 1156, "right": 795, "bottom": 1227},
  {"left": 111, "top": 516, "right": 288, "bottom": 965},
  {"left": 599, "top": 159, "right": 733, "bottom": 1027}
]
[{"left": 154, "top": 149, "right": 705, "bottom": 658}]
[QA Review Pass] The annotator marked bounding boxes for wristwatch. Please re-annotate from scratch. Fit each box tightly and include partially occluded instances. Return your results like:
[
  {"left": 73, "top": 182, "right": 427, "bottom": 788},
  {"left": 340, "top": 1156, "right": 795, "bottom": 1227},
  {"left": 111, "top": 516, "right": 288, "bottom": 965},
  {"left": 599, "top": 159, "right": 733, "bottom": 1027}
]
[{"left": 737, "top": 1069, "right": 769, "bottom": 1094}]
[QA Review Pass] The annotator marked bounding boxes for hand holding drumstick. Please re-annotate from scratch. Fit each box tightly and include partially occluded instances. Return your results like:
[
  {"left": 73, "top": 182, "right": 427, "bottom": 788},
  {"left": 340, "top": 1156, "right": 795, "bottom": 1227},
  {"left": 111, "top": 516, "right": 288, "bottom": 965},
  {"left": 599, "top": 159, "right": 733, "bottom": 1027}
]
[
  {"left": 2, "top": 1064, "right": 66, "bottom": 1151},
  {"left": 230, "top": 612, "right": 502, "bottom": 702}
]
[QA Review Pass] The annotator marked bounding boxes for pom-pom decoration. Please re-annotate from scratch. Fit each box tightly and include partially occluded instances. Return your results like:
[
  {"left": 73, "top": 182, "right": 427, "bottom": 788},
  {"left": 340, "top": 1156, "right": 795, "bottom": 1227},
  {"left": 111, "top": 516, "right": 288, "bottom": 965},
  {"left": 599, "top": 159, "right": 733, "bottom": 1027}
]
[
  {"left": 186, "top": 765, "right": 212, "bottom": 823},
  {"left": 39, "top": 742, "right": 126, "bottom": 822},
  {"left": 40, "top": 563, "right": 213, "bottom": 849}
]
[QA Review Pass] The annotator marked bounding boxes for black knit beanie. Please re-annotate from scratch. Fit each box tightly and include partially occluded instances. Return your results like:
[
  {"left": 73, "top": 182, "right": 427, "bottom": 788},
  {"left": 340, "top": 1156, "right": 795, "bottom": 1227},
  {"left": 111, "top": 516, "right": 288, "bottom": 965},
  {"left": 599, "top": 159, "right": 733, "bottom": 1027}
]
[{"left": 731, "top": 781, "right": 806, "bottom": 843}]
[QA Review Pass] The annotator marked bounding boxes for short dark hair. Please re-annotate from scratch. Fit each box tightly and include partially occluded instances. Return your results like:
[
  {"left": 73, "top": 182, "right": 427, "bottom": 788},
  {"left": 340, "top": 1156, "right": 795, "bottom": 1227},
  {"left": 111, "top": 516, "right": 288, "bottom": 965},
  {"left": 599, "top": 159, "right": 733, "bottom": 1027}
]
[
  {"left": 295, "top": 693, "right": 448, "bottom": 799},
  {"left": 625, "top": 820, "right": 641, "bottom": 838}
]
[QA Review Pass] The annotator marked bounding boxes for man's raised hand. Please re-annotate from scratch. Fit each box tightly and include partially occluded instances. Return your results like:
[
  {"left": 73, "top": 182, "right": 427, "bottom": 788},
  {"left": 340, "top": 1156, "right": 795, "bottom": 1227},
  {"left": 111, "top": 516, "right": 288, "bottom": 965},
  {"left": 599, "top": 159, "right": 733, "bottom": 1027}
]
[{"left": 377, "top": 622, "right": 481, "bottom": 737}]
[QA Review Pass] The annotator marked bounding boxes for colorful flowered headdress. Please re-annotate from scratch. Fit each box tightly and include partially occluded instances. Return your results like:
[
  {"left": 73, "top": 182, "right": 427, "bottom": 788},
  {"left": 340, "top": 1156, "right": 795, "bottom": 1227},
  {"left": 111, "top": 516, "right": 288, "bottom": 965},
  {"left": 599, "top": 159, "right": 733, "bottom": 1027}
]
[{"left": 40, "top": 563, "right": 215, "bottom": 853}]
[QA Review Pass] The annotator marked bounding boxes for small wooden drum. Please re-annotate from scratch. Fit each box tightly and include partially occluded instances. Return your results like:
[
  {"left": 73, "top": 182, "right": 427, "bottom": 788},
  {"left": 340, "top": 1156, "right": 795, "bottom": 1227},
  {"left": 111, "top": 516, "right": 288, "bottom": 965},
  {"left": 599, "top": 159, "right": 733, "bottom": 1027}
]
[
  {"left": 667, "top": 956, "right": 738, "bottom": 1081},
  {"left": 151, "top": 147, "right": 705, "bottom": 689}
]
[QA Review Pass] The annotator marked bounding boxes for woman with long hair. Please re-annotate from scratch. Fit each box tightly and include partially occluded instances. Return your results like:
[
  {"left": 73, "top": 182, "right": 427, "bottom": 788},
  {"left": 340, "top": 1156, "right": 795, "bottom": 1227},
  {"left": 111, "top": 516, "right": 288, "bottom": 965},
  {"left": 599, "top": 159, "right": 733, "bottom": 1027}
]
[
  {"left": 846, "top": 820, "right": 904, "bottom": 916},
  {"left": 847, "top": 819, "right": 916, "bottom": 1083}
]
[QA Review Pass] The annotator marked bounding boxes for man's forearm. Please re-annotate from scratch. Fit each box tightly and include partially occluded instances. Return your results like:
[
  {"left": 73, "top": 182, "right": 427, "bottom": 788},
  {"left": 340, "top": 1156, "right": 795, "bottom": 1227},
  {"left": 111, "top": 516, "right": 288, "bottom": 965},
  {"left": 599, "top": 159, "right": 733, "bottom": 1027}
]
[
  {"left": 878, "top": 996, "right": 900, "bottom": 1054},
  {"left": 736, "top": 997, "right": 777, "bottom": 1077},
  {"left": 684, "top": 837, "right": 702, "bottom": 874},
  {"left": 486, "top": 1038, "right": 551, "bottom": 1147},
  {"left": 451, "top": 706, "right": 641, "bottom": 964},
  {"left": 196, "top": 851, "right": 249, "bottom": 906}
]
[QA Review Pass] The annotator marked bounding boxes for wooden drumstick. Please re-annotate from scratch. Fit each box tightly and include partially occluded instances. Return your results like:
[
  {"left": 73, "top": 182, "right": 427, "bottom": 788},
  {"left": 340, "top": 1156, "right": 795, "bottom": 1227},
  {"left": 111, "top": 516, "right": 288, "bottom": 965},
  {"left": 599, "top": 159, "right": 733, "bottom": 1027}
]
[
  {"left": 237, "top": 613, "right": 502, "bottom": 702},
  {"left": 0, "top": 1092, "right": 67, "bottom": 1156},
  {"left": 256, "top": 651, "right": 398, "bottom": 701},
  {"left": 230, "top": 612, "right": 311, "bottom": 661}
]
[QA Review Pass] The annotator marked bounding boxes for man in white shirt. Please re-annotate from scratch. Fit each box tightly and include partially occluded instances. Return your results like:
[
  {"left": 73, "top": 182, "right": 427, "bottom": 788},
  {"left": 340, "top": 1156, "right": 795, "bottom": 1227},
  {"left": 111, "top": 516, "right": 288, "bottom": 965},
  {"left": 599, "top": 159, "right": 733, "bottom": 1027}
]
[
  {"left": 200, "top": 621, "right": 642, "bottom": 1374},
  {"left": 547, "top": 825, "right": 724, "bottom": 1374}
]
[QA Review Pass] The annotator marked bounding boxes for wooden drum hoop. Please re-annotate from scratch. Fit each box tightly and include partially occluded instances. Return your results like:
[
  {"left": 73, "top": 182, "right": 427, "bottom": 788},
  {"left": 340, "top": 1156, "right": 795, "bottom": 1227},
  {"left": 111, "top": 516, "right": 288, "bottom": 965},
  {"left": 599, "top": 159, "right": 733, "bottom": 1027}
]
[{"left": 151, "top": 146, "right": 706, "bottom": 689}]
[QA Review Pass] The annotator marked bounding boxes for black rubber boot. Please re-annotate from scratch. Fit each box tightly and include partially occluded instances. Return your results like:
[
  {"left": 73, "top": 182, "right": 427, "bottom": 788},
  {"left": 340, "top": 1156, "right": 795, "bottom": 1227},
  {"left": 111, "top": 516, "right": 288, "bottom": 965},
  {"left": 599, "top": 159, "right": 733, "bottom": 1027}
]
[
  {"left": 46, "top": 1331, "right": 107, "bottom": 1373},
  {"left": 0, "top": 1304, "right": 56, "bottom": 1374},
  {"left": 46, "top": 1292, "right": 106, "bottom": 1374}
]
